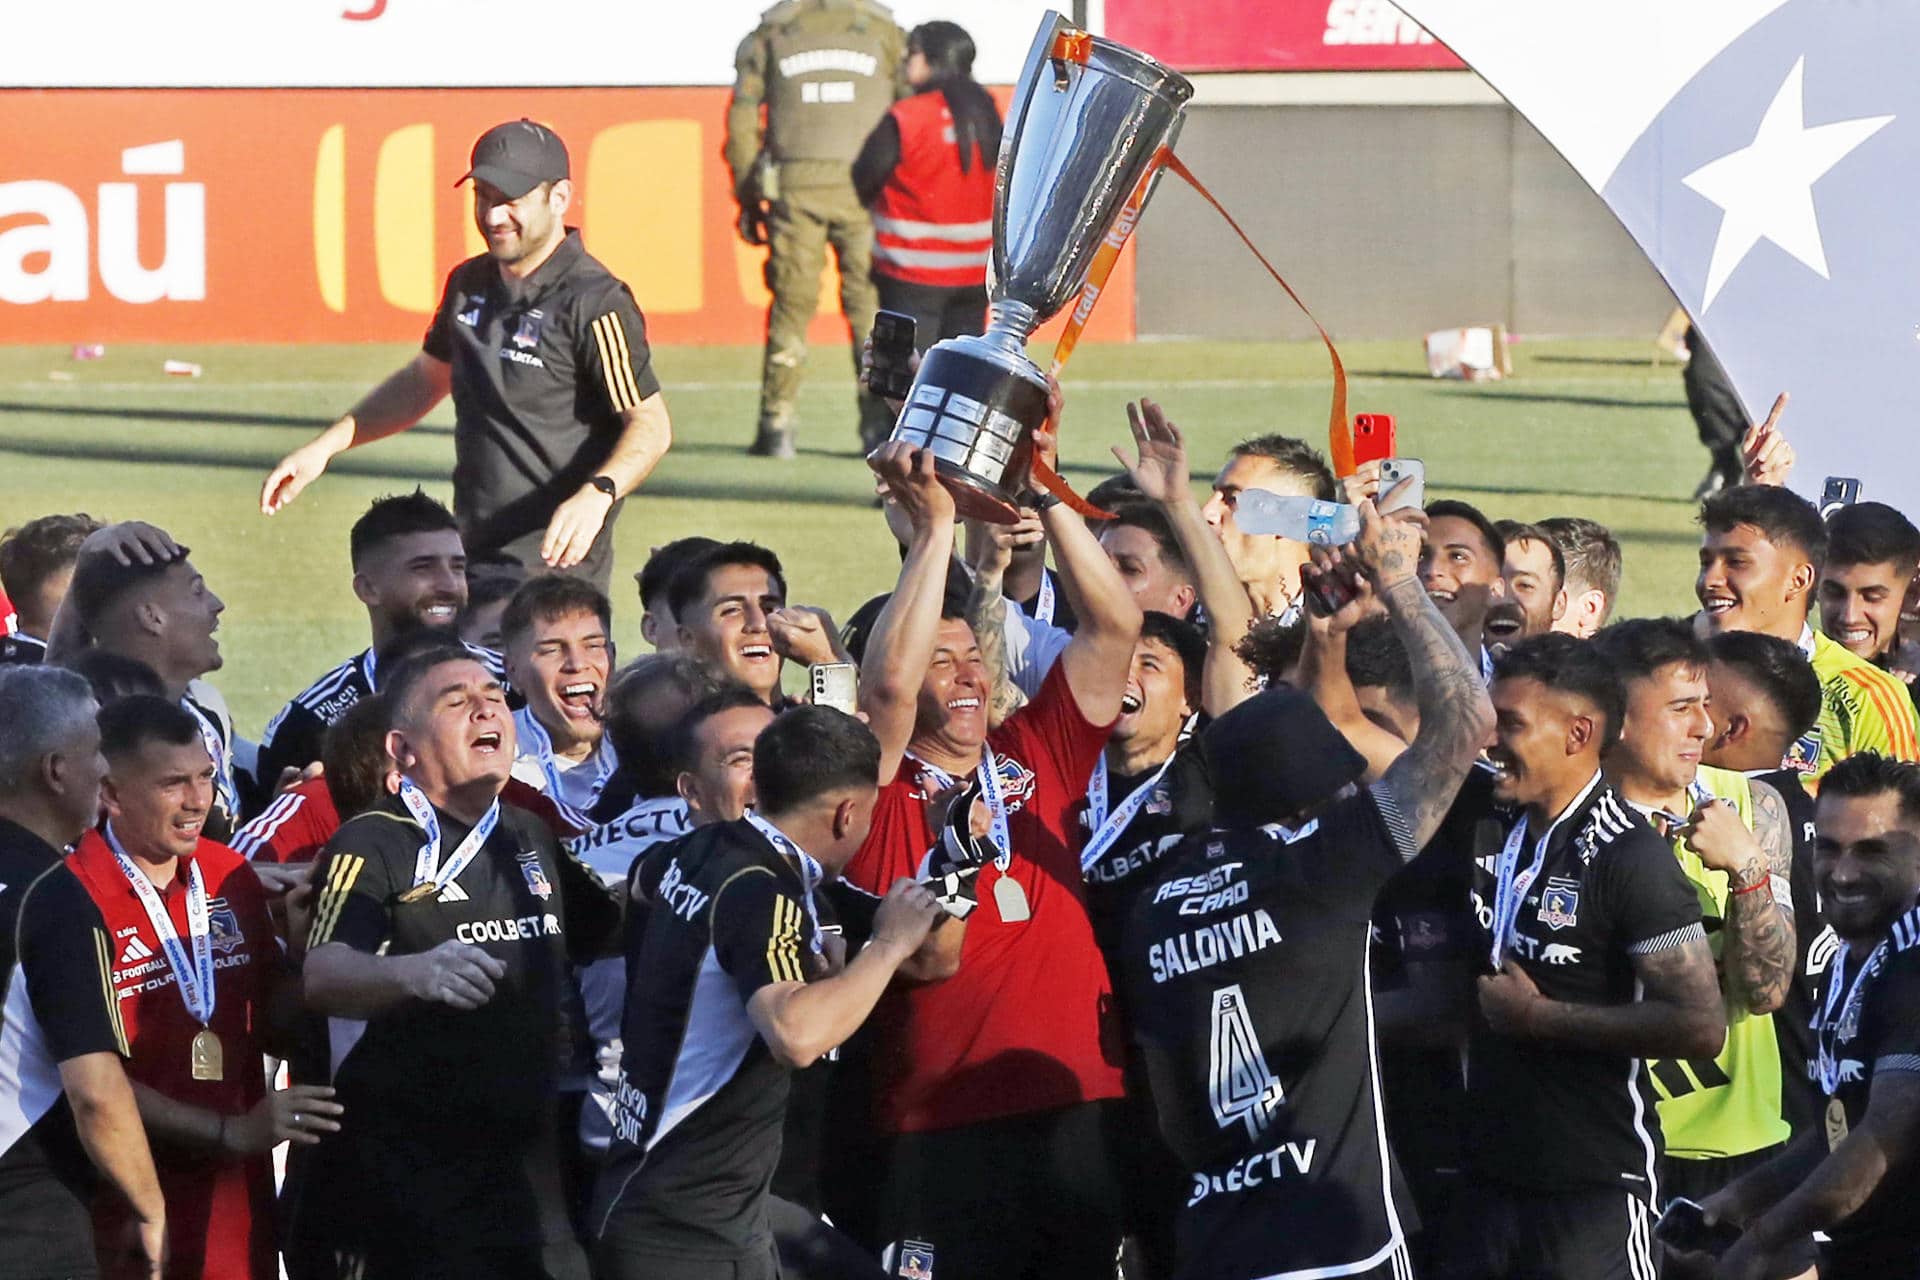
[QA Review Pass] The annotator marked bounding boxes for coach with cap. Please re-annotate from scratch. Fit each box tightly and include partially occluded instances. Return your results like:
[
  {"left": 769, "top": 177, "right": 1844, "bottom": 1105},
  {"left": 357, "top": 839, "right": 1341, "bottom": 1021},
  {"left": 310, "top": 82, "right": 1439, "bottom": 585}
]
[{"left": 261, "top": 119, "right": 674, "bottom": 593}]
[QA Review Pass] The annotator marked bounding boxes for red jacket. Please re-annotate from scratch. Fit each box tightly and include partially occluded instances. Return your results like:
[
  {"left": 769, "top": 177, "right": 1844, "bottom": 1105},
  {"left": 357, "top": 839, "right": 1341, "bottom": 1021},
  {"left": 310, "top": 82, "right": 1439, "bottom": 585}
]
[{"left": 871, "top": 91, "right": 994, "bottom": 288}]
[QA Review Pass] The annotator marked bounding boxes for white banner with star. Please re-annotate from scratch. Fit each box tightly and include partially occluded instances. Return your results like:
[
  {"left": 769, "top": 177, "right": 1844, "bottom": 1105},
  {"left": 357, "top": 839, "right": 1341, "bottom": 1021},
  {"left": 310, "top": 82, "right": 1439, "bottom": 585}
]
[{"left": 1394, "top": 0, "right": 1920, "bottom": 515}]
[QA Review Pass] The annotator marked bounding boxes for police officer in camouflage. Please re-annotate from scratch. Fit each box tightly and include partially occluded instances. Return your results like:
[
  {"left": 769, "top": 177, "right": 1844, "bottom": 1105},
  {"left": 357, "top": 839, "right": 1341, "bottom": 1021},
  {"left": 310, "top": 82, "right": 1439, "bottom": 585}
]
[{"left": 727, "top": 0, "right": 904, "bottom": 458}]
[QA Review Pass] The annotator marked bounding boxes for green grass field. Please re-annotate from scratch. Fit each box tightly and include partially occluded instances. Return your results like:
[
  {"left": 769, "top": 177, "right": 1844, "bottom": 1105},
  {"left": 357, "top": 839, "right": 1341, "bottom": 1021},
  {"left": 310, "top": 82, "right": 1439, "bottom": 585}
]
[{"left": 0, "top": 336, "right": 1711, "bottom": 737}]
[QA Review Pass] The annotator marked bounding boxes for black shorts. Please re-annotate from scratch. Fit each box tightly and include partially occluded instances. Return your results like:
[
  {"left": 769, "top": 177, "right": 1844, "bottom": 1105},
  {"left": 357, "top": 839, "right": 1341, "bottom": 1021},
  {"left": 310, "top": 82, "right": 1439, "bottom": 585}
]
[
  {"left": 863, "top": 1100, "right": 1126, "bottom": 1280},
  {"left": 1433, "top": 1183, "right": 1660, "bottom": 1280}
]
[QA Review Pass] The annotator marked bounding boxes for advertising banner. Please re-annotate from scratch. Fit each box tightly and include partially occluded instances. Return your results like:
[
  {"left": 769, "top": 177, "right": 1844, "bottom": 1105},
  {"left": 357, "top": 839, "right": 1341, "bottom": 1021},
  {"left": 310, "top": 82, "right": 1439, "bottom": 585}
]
[
  {"left": 1104, "top": 0, "right": 1463, "bottom": 73},
  {"left": 0, "top": 87, "right": 1135, "bottom": 346}
]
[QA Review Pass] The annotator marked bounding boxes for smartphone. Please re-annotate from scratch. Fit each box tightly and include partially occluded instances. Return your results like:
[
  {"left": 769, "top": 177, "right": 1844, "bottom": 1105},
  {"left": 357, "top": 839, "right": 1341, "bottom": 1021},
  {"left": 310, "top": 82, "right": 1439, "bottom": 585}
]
[
  {"left": 1302, "top": 563, "right": 1357, "bottom": 618},
  {"left": 1653, "top": 1198, "right": 1742, "bottom": 1257},
  {"left": 1353, "top": 413, "right": 1397, "bottom": 467},
  {"left": 1820, "top": 476, "right": 1862, "bottom": 520},
  {"left": 809, "top": 662, "right": 859, "bottom": 715},
  {"left": 1378, "top": 458, "right": 1426, "bottom": 512},
  {"left": 868, "top": 311, "right": 918, "bottom": 401}
]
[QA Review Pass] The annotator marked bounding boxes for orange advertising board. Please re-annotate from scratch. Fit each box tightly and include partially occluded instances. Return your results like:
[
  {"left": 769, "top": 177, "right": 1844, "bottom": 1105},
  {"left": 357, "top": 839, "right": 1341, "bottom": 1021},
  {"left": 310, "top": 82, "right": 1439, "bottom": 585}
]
[{"left": 0, "top": 88, "right": 1136, "bottom": 348}]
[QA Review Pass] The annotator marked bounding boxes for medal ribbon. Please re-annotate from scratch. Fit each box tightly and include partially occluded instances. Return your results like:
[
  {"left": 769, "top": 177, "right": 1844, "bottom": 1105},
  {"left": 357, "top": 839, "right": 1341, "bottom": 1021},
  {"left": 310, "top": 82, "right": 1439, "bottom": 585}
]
[
  {"left": 1080, "top": 715, "right": 1198, "bottom": 875},
  {"left": 909, "top": 747, "right": 1013, "bottom": 872},
  {"left": 1491, "top": 771, "right": 1603, "bottom": 968},
  {"left": 181, "top": 698, "right": 239, "bottom": 818},
  {"left": 1815, "top": 904, "right": 1920, "bottom": 1093},
  {"left": 516, "top": 707, "right": 613, "bottom": 830},
  {"left": 744, "top": 811, "right": 827, "bottom": 957},
  {"left": 1034, "top": 572, "right": 1056, "bottom": 626},
  {"left": 106, "top": 824, "right": 215, "bottom": 1026},
  {"left": 398, "top": 779, "right": 500, "bottom": 891}
]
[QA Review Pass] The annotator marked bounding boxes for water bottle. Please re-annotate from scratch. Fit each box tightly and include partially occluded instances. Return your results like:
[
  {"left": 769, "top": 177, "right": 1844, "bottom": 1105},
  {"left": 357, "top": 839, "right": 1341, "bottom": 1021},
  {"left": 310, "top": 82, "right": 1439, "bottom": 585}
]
[{"left": 1231, "top": 492, "right": 1361, "bottom": 545}]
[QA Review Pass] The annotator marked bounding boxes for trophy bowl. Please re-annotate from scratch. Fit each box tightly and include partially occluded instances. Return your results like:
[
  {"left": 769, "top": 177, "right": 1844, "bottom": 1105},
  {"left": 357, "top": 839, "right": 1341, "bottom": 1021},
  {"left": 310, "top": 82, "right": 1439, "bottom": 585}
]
[{"left": 886, "top": 11, "right": 1193, "bottom": 523}]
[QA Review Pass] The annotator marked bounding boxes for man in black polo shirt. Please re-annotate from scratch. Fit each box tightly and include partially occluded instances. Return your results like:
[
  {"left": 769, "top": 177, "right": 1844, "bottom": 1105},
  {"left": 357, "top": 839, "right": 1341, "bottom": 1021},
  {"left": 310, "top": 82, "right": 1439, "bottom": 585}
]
[
  {"left": 261, "top": 119, "right": 673, "bottom": 592},
  {"left": 259, "top": 491, "right": 504, "bottom": 786},
  {"left": 1695, "top": 753, "right": 1920, "bottom": 1279},
  {"left": 0, "top": 666, "right": 167, "bottom": 1278},
  {"left": 299, "top": 645, "right": 619, "bottom": 1279},
  {"left": 592, "top": 707, "right": 941, "bottom": 1280}
]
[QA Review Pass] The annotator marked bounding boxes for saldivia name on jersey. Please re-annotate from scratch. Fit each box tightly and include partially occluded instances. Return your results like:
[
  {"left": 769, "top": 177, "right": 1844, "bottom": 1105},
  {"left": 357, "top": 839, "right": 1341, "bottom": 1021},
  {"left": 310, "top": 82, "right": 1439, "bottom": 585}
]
[{"left": 1145, "top": 863, "right": 1285, "bottom": 983}]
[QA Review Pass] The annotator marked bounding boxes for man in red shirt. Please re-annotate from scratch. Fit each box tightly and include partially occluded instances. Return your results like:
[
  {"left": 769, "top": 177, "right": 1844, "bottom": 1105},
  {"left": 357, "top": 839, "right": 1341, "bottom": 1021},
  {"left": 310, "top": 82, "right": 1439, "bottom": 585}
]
[
  {"left": 70, "top": 696, "right": 338, "bottom": 1280},
  {"left": 847, "top": 421, "right": 1142, "bottom": 1280}
]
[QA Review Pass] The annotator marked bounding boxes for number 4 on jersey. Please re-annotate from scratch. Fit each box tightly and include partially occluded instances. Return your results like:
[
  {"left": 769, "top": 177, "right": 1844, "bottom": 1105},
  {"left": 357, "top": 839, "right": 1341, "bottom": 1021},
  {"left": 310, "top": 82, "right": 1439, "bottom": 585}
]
[{"left": 1209, "top": 985, "right": 1285, "bottom": 1140}]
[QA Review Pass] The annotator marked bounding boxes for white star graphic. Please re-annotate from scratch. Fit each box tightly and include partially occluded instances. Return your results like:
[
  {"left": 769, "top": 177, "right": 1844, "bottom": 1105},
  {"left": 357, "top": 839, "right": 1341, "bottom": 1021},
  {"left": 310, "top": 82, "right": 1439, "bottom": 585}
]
[{"left": 1682, "top": 57, "right": 1893, "bottom": 311}]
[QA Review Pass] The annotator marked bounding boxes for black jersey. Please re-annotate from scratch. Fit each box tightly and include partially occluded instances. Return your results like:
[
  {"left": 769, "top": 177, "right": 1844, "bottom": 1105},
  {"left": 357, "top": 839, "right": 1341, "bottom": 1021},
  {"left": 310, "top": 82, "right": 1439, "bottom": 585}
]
[
  {"left": 1370, "top": 766, "right": 1497, "bottom": 1201},
  {"left": 1756, "top": 765, "right": 1827, "bottom": 1135},
  {"left": 257, "top": 642, "right": 506, "bottom": 783},
  {"left": 302, "top": 795, "right": 618, "bottom": 1253},
  {"left": 1117, "top": 784, "right": 1419, "bottom": 1280},
  {"left": 0, "top": 819, "right": 129, "bottom": 1279},
  {"left": 593, "top": 818, "right": 822, "bottom": 1261},
  {"left": 422, "top": 228, "right": 661, "bottom": 572},
  {"left": 1077, "top": 741, "right": 1215, "bottom": 969},
  {"left": 1460, "top": 774, "right": 1706, "bottom": 1196},
  {"left": 1812, "top": 906, "right": 1920, "bottom": 1276}
]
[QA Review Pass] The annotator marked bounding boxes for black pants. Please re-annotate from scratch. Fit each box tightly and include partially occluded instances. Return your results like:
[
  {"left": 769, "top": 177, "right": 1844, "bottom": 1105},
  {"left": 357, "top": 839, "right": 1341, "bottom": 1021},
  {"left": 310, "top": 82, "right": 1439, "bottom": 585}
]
[
  {"left": 1433, "top": 1183, "right": 1659, "bottom": 1280},
  {"left": 594, "top": 1242, "right": 778, "bottom": 1280},
  {"left": 1658, "top": 1147, "right": 1787, "bottom": 1280},
  {"left": 874, "top": 274, "right": 989, "bottom": 353},
  {"left": 1682, "top": 325, "right": 1747, "bottom": 483},
  {"left": 861, "top": 1100, "right": 1127, "bottom": 1280}
]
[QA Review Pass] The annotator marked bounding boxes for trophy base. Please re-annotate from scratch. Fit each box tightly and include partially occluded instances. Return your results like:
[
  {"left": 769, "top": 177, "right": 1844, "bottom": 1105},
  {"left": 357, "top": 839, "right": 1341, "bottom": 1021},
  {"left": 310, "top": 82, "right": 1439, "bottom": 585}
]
[{"left": 889, "top": 336, "right": 1050, "bottom": 525}]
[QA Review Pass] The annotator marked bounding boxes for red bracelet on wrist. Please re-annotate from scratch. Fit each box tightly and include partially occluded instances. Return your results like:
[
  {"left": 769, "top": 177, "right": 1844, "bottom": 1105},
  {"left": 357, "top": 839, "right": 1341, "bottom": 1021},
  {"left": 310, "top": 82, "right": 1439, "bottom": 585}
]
[{"left": 1730, "top": 875, "right": 1771, "bottom": 896}]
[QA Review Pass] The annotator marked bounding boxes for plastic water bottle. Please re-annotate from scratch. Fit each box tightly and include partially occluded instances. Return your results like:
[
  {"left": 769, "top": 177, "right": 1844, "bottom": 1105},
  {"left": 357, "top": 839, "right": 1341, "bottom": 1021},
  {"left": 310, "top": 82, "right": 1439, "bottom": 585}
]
[{"left": 1232, "top": 492, "right": 1361, "bottom": 545}]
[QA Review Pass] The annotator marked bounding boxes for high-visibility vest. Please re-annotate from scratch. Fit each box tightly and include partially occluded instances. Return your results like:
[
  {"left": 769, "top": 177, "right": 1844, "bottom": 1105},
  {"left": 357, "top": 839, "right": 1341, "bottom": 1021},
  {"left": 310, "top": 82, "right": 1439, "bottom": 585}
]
[{"left": 870, "top": 90, "right": 994, "bottom": 288}]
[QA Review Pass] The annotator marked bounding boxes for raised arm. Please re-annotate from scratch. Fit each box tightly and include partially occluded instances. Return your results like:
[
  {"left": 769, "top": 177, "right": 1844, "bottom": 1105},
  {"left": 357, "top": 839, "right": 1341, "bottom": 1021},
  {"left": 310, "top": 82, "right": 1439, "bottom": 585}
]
[
  {"left": 261, "top": 352, "right": 453, "bottom": 514},
  {"left": 857, "top": 445, "right": 958, "bottom": 784},
  {"left": 962, "top": 518, "right": 1034, "bottom": 726},
  {"left": 1035, "top": 388, "right": 1140, "bottom": 724},
  {"left": 1345, "top": 486, "right": 1493, "bottom": 851},
  {"left": 1113, "top": 399, "right": 1258, "bottom": 714},
  {"left": 1294, "top": 581, "right": 1409, "bottom": 782}
]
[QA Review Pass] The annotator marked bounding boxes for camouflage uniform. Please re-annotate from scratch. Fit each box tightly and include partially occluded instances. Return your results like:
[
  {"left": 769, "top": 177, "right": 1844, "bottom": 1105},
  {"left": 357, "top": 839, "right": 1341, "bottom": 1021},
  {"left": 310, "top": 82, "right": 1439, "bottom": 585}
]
[{"left": 726, "top": 0, "right": 904, "bottom": 456}]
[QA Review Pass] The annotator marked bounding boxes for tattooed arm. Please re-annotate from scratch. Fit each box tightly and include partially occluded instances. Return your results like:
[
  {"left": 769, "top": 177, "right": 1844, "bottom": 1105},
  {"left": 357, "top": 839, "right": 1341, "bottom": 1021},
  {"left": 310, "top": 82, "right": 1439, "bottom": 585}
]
[
  {"left": 961, "top": 521, "right": 1030, "bottom": 729},
  {"left": 1480, "top": 932, "right": 1728, "bottom": 1059},
  {"left": 1685, "top": 785, "right": 1796, "bottom": 1015},
  {"left": 1333, "top": 494, "right": 1493, "bottom": 853}
]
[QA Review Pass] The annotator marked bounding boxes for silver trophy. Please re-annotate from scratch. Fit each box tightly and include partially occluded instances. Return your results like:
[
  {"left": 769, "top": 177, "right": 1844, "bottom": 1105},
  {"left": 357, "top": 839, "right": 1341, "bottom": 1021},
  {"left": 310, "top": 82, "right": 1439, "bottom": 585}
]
[{"left": 888, "top": 11, "right": 1192, "bottom": 522}]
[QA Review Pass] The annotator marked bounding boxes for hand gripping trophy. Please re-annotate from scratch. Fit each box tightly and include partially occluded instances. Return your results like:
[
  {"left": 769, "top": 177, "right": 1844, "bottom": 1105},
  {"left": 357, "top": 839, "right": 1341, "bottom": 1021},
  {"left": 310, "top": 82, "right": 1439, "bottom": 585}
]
[{"left": 885, "top": 11, "right": 1193, "bottom": 522}]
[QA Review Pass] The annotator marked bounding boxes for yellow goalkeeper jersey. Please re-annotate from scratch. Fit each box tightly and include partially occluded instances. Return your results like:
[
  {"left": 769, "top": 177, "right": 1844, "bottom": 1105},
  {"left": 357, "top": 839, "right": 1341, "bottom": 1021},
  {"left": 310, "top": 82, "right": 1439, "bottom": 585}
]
[{"left": 1791, "top": 625, "right": 1920, "bottom": 791}]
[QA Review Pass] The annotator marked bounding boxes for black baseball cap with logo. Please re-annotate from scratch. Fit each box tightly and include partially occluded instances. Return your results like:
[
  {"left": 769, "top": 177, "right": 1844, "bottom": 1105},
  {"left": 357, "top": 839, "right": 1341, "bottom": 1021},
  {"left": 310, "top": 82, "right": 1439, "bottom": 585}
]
[{"left": 457, "top": 119, "right": 570, "bottom": 200}]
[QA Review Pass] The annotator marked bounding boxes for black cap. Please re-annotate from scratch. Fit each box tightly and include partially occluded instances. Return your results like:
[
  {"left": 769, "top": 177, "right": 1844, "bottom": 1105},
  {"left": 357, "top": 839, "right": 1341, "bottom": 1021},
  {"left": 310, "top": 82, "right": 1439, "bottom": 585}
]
[
  {"left": 1202, "top": 686, "right": 1367, "bottom": 829},
  {"left": 458, "top": 119, "right": 569, "bottom": 200}
]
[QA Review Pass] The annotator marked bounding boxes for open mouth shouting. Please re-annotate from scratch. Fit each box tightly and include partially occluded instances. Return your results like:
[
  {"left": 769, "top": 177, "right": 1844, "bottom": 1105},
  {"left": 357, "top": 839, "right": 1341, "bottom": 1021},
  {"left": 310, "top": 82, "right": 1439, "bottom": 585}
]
[
  {"left": 1119, "top": 689, "right": 1144, "bottom": 716},
  {"left": 472, "top": 729, "right": 504, "bottom": 758}
]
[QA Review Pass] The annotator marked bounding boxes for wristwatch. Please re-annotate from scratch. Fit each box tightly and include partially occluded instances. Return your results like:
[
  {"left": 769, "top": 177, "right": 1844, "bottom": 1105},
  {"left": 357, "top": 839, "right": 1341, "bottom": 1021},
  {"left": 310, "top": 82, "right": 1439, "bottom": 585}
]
[
  {"left": 588, "top": 475, "right": 617, "bottom": 500},
  {"left": 1033, "top": 490, "right": 1064, "bottom": 513}
]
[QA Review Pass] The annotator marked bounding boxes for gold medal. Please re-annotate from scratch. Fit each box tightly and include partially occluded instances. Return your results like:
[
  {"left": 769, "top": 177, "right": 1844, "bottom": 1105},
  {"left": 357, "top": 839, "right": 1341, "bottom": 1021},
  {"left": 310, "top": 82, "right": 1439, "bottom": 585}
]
[
  {"left": 191, "top": 1028, "right": 224, "bottom": 1082},
  {"left": 398, "top": 882, "right": 440, "bottom": 903},
  {"left": 1826, "top": 1096, "right": 1850, "bottom": 1150},
  {"left": 993, "top": 874, "right": 1032, "bottom": 923}
]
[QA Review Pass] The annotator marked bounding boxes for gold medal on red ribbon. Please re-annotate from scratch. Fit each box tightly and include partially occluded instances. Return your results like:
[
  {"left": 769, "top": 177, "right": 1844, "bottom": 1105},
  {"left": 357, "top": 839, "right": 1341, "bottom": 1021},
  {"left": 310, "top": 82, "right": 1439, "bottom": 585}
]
[
  {"left": 191, "top": 1028, "right": 224, "bottom": 1082},
  {"left": 1826, "top": 1096, "right": 1849, "bottom": 1150}
]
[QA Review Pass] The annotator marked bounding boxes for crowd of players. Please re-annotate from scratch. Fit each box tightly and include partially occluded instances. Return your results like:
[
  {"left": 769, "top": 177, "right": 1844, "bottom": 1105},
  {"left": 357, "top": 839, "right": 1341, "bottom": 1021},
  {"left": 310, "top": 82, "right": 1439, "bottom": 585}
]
[{"left": 5, "top": 369, "right": 1920, "bottom": 1280}]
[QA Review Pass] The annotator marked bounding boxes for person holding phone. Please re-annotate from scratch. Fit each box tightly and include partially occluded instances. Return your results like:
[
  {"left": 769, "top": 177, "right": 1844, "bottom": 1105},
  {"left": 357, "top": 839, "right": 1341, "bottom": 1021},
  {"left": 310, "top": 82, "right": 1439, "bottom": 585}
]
[{"left": 854, "top": 22, "right": 1001, "bottom": 376}]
